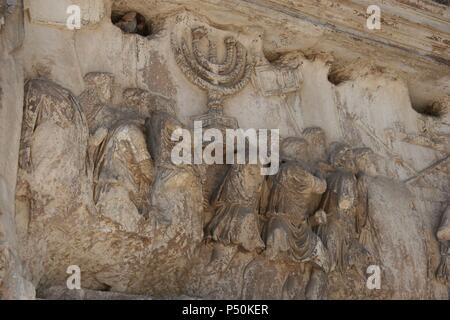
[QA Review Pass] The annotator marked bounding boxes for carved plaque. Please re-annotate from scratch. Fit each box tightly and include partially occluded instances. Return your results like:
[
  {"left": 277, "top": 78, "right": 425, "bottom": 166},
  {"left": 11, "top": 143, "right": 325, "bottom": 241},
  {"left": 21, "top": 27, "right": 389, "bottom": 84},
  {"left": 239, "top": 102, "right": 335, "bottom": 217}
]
[{"left": 252, "top": 64, "right": 302, "bottom": 96}]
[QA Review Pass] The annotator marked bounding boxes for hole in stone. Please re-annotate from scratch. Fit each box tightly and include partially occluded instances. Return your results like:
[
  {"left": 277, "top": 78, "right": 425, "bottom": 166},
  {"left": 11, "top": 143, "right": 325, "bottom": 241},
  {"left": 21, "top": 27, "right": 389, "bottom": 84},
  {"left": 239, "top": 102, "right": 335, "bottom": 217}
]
[
  {"left": 264, "top": 50, "right": 282, "bottom": 63},
  {"left": 432, "top": 0, "right": 449, "bottom": 6},
  {"left": 111, "top": 11, "right": 152, "bottom": 37},
  {"left": 412, "top": 101, "right": 447, "bottom": 118},
  {"left": 327, "top": 66, "right": 351, "bottom": 86},
  {"left": 101, "top": 284, "right": 112, "bottom": 292}
]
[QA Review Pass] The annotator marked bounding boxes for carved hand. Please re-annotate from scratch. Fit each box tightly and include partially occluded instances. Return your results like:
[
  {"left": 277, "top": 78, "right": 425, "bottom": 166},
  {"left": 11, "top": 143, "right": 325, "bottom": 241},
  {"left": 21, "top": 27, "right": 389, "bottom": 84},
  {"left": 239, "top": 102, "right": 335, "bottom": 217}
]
[
  {"left": 309, "top": 209, "right": 327, "bottom": 227},
  {"left": 90, "top": 127, "right": 108, "bottom": 147}
]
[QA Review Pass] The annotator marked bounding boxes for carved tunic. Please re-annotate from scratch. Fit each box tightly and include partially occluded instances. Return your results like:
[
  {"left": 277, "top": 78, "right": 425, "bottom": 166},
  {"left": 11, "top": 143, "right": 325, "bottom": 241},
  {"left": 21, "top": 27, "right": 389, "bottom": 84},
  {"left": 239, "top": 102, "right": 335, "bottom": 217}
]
[
  {"left": 18, "top": 79, "right": 89, "bottom": 218},
  {"left": 145, "top": 112, "right": 204, "bottom": 245},
  {"left": 205, "top": 164, "right": 265, "bottom": 252},
  {"left": 268, "top": 162, "right": 325, "bottom": 222},
  {"left": 317, "top": 169, "right": 359, "bottom": 272},
  {"left": 262, "top": 161, "right": 327, "bottom": 262},
  {"left": 93, "top": 123, "right": 153, "bottom": 232}
]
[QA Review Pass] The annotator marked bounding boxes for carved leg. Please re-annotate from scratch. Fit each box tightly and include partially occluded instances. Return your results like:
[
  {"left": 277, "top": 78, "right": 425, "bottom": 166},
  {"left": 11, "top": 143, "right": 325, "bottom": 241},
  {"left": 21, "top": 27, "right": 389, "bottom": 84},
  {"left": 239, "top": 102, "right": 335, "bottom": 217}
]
[
  {"left": 205, "top": 243, "right": 237, "bottom": 274},
  {"left": 305, "top": 269, "right": 328, "bottom": 300},
  {"left": 281, "top": 272, "right": 301, "bottom": 300}
]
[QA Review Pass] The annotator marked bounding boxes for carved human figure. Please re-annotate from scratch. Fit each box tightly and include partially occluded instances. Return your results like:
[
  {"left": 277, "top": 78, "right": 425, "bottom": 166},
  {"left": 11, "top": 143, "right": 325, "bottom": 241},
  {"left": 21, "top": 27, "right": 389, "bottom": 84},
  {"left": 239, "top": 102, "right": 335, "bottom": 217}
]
[
  {"left": 352, "top": 147, "right": 380, "bottom": 266},
  {"left": 144, "top": 111, "right": 204, "bottom": 245},
  {"left": 206, "top": 164, "right": 266, "bottom": 246},
  {"left": 353, "top": 148, "right": 378, "bottom": 227},
  {"left": 301, "top": 127, "right": 333, "bottom": 299},
  {"left": 317, "top": 143, "right": 374, "bottom": 275},
  {"left": 316, "top": 143, "right": 357, "bottom": 273},
  {"left": 204, "top": 160, "right": 266, "bottom": 272},
  {"left": 122, "top": 88, "right": 176, "bottom": 119},
  {"left": 303, "top": 127, "right": 327, "bottom": 166},
  {"left": 302, "top": 127, "right": 336, "bottom": 181},
  {"left": 91, "top": 123, "right": 153, "bottom": 232},
  {"left": 17, "top": 79, "right": 89, "bottom": 219},
  {"left": 78, "top": 72, "right": 115, "bottom": 132},
  {"left": 203, "top": 137, "right": 268, "bottom": 272},
  {"left": 262, "top": 137, "right": 330, "bottom": 272}
]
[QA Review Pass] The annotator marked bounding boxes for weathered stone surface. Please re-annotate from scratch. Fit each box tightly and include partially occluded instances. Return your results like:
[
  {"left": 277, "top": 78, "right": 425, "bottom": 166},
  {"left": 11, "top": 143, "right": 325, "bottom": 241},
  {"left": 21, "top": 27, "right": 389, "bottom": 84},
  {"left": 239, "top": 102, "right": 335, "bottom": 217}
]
[
  {"left": 0, "top": 0, "right": 448, "bottom": 300},
  {"left": 24, "top": 0, "right": 105, "bottom": 27},
  {"left": 0, "top": 0, "right": 35, "bottom": 300}
]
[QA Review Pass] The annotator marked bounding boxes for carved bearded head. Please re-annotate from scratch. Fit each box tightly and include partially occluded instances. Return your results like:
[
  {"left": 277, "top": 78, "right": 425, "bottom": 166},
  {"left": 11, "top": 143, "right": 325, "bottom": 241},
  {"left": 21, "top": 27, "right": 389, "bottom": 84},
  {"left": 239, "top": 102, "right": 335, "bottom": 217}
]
[
  {"left": 280, "top": 137, "right": 310, "bottom": 163},
  {"left": 302, "top": 127, "right": 327, "bottom": 162},
  {"left": 353, "top": 147, "right": 378, "bottom": 176},
  {"left": 328, "top": 142, "right": 356, "bottom": 173},
  {"left": 145, "top": 111, "right": 185, "bottom": 165},
  {"left": 83, "top": 72, "right": 114, "bottom": 105}
]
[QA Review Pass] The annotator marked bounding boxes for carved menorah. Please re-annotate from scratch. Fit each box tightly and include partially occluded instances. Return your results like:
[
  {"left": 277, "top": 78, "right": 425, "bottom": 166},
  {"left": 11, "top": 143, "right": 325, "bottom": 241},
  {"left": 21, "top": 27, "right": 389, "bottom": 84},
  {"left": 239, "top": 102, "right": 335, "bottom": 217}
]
[{"left": 172, "top": 26, "right": 253, "bottom": 129}]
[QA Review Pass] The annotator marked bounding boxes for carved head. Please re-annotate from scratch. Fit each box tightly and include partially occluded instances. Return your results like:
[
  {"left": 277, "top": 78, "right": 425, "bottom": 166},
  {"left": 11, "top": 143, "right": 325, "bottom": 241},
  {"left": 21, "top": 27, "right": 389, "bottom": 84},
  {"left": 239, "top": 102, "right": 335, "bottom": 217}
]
[
  {"left": 145, "top": 111, "right": 185, "bottom": 164},
  {"left": 110, "top": 124, "right": 153, "bottom": 184},
  {"left": 122, "top": 88, "right": 152, "bottom": 116},
  {"left": 83, "top": 72, "right": 114, "bottom": 105},
  {"left": 280, "top": 137, "right": 309, "bottom": 162},
  {"left": 328, "top": 142, "right": 355, "bottom": 172},
  {"left": 302, "top": 127, "right": 327, "bottom": 162},
  {"left": 123, "top": 88, "right": 176, "bottom": 118},
  {"left": 353, "top": 147, "right": 378, "bottom": 176}
]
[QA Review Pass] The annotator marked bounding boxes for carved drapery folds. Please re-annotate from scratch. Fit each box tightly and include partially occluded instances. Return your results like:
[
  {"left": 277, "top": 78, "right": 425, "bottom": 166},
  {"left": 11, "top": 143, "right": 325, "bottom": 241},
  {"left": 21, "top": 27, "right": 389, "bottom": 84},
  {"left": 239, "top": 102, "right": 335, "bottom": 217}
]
[
  {"left": 206, "top": 164, "right": 266, "bottom": 252},
  {"left": 17, "top": 79, "right": 90, "bottom": 220},
  {"left": 262, "top": 137, "right": 329, "bottom": 269},
  {"left": 144, "top": 111, "right": 204, "bottom": 245},
  {"left": 92, "top": 123, "right": 153, "bottom": 233}
]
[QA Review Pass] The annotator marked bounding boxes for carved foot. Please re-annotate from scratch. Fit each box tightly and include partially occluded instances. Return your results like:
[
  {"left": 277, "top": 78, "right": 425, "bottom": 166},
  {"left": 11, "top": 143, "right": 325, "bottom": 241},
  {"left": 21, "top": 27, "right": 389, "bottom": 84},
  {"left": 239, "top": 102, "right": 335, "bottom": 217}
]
[{"left": 305, "top": 269, "right": 328, "bottom": 300}]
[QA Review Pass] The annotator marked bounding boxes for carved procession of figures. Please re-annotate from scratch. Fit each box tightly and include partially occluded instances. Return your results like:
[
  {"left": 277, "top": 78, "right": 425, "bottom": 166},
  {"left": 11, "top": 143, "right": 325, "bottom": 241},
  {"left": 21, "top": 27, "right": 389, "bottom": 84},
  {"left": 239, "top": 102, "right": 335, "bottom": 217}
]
[{"left": 14, "top": 23, "right": 449, "bottom": 299}]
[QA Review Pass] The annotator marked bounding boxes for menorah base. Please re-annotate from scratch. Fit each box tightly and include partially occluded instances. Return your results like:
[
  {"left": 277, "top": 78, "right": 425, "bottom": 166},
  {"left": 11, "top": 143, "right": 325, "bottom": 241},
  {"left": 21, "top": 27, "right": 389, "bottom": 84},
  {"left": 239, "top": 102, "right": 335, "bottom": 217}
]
[{"left": 191, "top": 110, "right": 239, "bottom": 131}]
